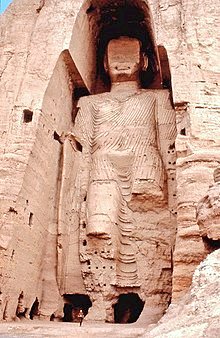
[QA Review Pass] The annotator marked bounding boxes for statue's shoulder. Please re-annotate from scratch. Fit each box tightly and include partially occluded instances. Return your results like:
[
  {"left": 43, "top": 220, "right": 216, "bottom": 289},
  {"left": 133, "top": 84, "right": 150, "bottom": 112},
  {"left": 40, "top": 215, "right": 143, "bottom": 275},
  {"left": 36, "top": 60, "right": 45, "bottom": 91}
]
[
  {"left": 139, "top": 88, "right": 170, "bottom": 95},
  {"left": 139, "top": 88, "right": 172, "bottom": 104},
  {"left": 77, "top": 92, "right": 111, "bottom": 107},
  {"left": 140, "top": 88, "right": 170, "bottom": 98},
  {"left": 134, "top": 89, "right": 156, "bottom": 102}
]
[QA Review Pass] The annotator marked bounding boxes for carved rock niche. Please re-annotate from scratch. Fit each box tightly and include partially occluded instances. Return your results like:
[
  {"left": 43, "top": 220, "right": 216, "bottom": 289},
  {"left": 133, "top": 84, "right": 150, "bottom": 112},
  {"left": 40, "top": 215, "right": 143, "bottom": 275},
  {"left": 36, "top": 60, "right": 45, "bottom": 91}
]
[{"left": 54, "top": 0, "right": 177, "bottom": 325}]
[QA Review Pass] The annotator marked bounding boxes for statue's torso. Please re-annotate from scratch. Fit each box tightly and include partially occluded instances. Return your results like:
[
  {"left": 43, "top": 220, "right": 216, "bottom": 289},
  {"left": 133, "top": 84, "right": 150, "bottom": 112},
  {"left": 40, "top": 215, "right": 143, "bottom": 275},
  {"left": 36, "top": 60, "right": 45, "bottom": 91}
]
[
  {"left": 84, "top": 91, "right": 157, "bottom": 152},
  {"left": 75, "top": 89, "right": 164, "bottom": 192}
]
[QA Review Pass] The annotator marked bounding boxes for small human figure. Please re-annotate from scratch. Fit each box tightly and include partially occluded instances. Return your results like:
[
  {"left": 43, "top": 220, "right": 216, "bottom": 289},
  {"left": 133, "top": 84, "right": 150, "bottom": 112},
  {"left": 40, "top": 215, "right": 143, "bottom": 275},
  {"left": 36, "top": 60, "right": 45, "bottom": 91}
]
[
  {"left": 16, "top": 291, "right": 28, "bottom": 319},
  {"left": 78, "top": 309, "right": 84, "bottom": 326},
  {"left": 121, "top": 308, "right": 131, "bottom": 323}
]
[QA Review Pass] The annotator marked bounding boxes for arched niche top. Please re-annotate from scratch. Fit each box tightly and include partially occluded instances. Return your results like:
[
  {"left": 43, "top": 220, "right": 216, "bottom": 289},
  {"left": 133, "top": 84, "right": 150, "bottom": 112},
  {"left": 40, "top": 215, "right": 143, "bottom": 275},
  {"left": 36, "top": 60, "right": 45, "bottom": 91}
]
[{"left": 70, "top": 0, "right": 171, "bottom": 94}]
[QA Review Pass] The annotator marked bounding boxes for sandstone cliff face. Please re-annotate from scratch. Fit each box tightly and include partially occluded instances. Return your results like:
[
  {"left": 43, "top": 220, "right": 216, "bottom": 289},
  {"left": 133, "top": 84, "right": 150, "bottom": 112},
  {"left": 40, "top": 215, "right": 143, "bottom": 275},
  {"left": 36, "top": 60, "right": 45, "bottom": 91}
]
[
  {"left": 197, "top": 168, "right": 220, "bottom": 241},
  {"left": 0, "top": 0, "right": 219, "bottom": 323},
  {"left": 144, "top": 249, "right": 220, "bottom": 337},
  {"left": 0, "top": 0, "right": 83, "bottom": 320}
]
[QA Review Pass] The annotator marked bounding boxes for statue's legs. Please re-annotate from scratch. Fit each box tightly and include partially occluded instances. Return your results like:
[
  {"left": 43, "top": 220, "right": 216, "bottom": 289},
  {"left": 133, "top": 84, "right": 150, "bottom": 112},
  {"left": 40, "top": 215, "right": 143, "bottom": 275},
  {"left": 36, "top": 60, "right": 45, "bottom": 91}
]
[
  {"left": 112, "top": 199, "right": 139, "bottom": 286},
  {"left": 86, "top": 151, "right": 139, "bottom": 286}
]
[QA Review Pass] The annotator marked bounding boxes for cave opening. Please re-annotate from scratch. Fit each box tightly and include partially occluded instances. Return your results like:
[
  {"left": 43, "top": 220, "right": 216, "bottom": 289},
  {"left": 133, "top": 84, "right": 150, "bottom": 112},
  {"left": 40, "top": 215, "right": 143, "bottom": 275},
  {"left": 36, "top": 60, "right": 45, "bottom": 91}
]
[
  {"left": 203, "top": 236, "right": 220, "bottom": 253},
  {"left": 113, "top": 293, "right": 144, "bottom": 323},
  {"left": 29, "top": 297, "right": 39, "bottom": 320},
  {"left": 63, "top": 294, "right": 92, "bottom": 322},
  {"left": 23, "top": 109, "right": 33, "bottom": 123}
]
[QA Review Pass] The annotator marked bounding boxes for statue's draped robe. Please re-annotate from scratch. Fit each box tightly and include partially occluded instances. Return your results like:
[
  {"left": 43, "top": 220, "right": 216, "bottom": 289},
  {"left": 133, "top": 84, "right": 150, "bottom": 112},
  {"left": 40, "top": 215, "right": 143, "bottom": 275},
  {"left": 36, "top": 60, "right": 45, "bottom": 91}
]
[{"left": 72, "top": 89, "right": 175, "bottom": 286}]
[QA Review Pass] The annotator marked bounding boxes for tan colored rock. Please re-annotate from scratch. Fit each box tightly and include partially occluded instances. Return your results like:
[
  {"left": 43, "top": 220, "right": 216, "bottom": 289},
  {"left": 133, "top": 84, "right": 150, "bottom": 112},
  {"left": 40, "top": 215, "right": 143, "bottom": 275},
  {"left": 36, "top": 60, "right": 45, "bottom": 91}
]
[
  {"left": 144, "top": 249, "right": 220, "bottom": 337},
  {"left": 0, "top": 250, "right": 218, "bottom": 336},
  {"left": 197, "top": 168, "right": 220, "bottom": 240},
  {"left": 0, "top": 0, "right": 219, "bottom": 327}
]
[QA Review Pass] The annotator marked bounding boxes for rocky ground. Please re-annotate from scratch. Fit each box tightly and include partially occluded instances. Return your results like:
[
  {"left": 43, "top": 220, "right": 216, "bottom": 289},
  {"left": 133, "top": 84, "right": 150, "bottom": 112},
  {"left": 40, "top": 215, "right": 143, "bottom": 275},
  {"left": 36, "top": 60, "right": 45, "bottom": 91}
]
[
  {"left": 144, "top": 249, "right": 220, "bottom": 338},
  {"left": 0, "top": 322, "right": 145, "bottom": 338}
]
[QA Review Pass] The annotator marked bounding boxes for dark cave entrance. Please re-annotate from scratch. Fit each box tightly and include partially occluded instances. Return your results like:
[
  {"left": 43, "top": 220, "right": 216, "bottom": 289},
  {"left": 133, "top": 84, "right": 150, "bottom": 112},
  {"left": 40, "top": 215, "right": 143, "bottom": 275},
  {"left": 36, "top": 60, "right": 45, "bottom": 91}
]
[
  {"left": 203, "top": 236, "right": 220, "bottom": 253},
  {"left": 113, "top": 293, "right": 144, "bottom": 323},
  {"left": 63, "top": 294, "right": 92, "bottom": 322},
  {"left": 29, "top": 297, "right": 39, "bottom": 320}
]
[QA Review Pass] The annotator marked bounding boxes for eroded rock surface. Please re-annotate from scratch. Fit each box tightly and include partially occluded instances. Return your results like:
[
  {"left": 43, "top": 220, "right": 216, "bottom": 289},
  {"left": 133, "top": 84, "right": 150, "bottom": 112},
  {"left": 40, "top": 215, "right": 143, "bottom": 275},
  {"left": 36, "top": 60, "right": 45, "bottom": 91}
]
[
  {"left": 197, "top": 168, "right": 220, "bottom": 241},
  {"left": 0, "top": 0, "right": 219, "bottom": 328},
  {"left": 144, "top": 249, "right": 220, "bottom": 337}
]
